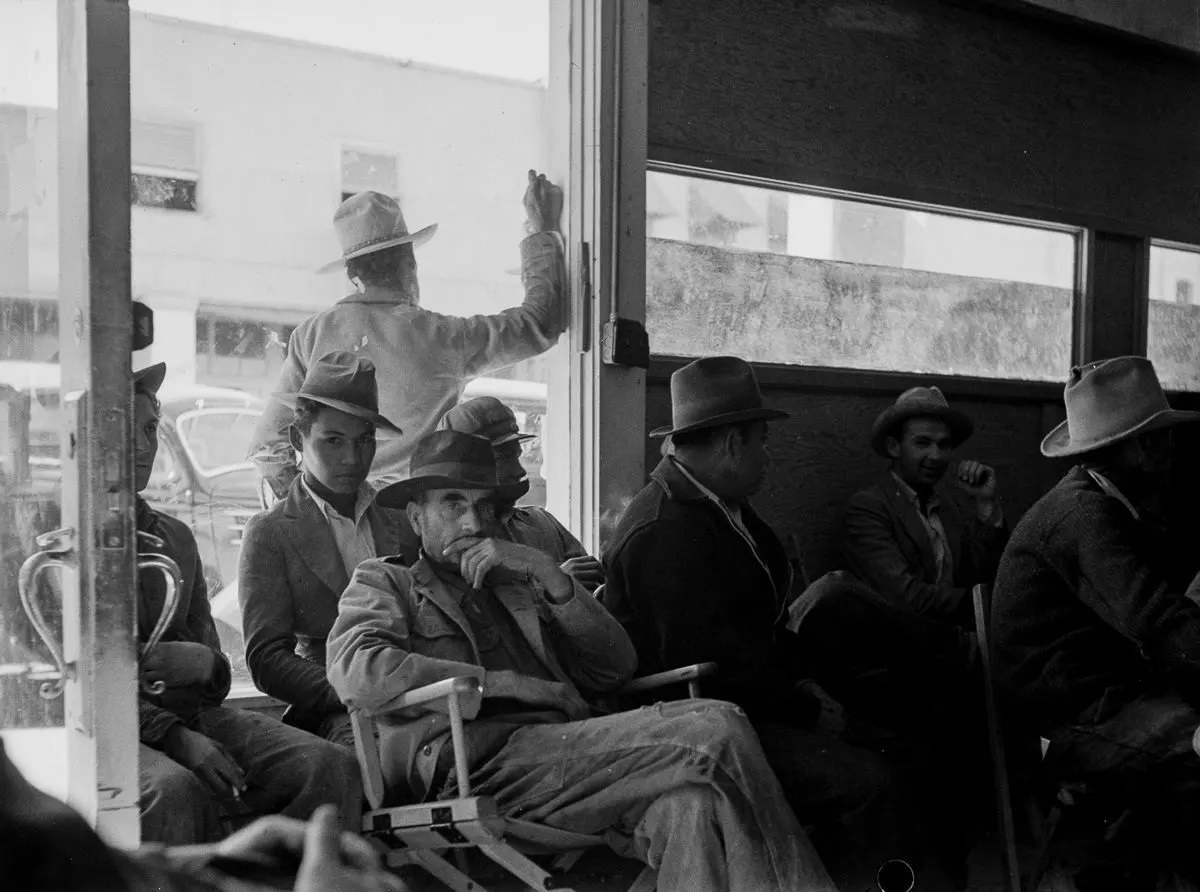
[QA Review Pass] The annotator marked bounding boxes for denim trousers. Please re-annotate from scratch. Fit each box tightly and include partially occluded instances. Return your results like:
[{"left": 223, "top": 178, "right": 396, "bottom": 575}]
[
  {"left": 448, "top": 698, "right": 838, "bottom": 892},
  {"left": 139, "top": 705, "right": 362, "bottom": 844}
]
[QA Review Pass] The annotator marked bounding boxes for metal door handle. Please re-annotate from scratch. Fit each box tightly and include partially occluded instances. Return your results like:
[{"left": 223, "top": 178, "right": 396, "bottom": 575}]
[
  {"left": 16, "top": 528, "right": 77, "bottom": 700},
  {"left": 136, "top": 531, "right": 183, "bottom": 696}
]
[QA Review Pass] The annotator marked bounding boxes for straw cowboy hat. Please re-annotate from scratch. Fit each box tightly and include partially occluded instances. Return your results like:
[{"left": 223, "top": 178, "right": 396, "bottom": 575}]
[
  {"left": 438, "top": 397, "right": 535, "bottom": 446},
  {"left": 870, "top": 386, "right": 974, "bottom": 457},
  {"left": 650, "top": 356, "right": 789, "bottom": 438},
  {"left": 376, "top": 430, "right": 500, "bottom": 509},
  {"left": 273, "top": 351, "right": 402, "bottom": 436},
  {"left": 1040, "top": 355, "right": 1200, "bottom": 458},
  {"left": 316, "top": 191, "right": 437, "bottom": 274},
  {"left": 133, "top": 362, "right": 167, "bottom": 396}
]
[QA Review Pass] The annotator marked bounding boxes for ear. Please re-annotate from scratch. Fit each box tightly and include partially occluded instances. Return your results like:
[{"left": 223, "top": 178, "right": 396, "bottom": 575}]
[
  {"left": 288, "top": 425, "right": 304, "bottom": 455},
  {"left": 884, "top": 435, "right": 902, "bottom": 460},
  {"left": 719, "top": 426, "right": 742, "bottom": 459},
  {"left": 405, "top": 500, "right": 423, "bottom": 537}
]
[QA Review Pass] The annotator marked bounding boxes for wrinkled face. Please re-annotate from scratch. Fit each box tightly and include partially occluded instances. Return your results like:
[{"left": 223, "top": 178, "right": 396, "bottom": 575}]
[
  {"left": 887, "top": 417, "right": 954, "bottom": 490},
  {"left": 729, "top": 421, "right": 770, "bottom": 499},
  {"left": 493, "top": 439, "right": 527, "bottom": 486},
  {"left": 407, "top": 487, "right": 498, "bottom": 567},
  {"left": 296, "top": 406, "right": 376, "bottom": 494},
  {"left": 133, "top": 392, "right": 160, "bottom": 492}
]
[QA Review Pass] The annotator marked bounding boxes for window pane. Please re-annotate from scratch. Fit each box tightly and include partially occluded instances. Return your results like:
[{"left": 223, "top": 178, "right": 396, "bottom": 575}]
[
  {"left": 128, "top": 0, "right": 556, "bottom": 695},
  {"left": 0, "top": 0, "right": 67, "bottom": 798},
  {"left": 647, "top": 170, "right": 1079, "bottom": 381},
  {"left": 1148, "top": 244, "right": 1200, "bottom": 391}
]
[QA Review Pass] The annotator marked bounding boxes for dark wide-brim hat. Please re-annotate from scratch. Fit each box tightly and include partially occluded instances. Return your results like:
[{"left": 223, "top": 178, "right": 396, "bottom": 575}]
[
  {"left": 649, "top": 356, "right": 789, "bottom": 438},
  {"left": 870, "top": 386, "right": 974, "bottom": 456},
  {"left": 376, "top": 430, "right": 503, "bottom": 509},
  {"left": 1041, "top": 355, "right": 1200, "bottom": 457},
  {"left": 437, "top": 396, "right": 535, "bottom": 446},
  {"left": 274, "top": 351, "right": 402, "bottom": 436},
  {"left": 133, "top": 362, "right": 167, "bottom": 396}
]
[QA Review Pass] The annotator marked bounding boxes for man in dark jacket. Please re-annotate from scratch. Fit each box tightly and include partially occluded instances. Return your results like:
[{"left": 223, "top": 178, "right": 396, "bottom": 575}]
[
  {"left": 602, "top": 356, "right": 893, "bottom": 878},
  {"left": 133, "top": 363, "right": 360, "bottom": 844},
  {"left": 240, "top": 352, "right": 408, "bottom": 745},
  {"left": 993, "top": 356, "right": 1200, "bottom": 879},
  {"left": 843, "top": 386, "right": 1008, "bottom": 626}
]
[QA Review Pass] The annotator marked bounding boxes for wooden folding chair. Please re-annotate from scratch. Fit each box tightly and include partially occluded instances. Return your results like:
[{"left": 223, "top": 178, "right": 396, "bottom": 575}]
[{"left": 354, "top": 664, "right": 715, "bottom": 892}]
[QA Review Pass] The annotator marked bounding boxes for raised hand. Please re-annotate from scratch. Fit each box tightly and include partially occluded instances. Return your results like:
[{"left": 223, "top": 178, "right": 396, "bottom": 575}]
[
  {"left": 954, "top": 460, "right": 997, "bottom": 501},
  {"left": 522, "top": 169, "right": 563, "bottom": 234}
]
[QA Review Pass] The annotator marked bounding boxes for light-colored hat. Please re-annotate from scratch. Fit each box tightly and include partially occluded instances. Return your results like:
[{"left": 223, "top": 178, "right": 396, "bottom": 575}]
[
  {"left": 438, "top": 397, "right": 535, "bottom": 446},
  {"left": 1040, "top": 356, "right": 1200, "bottom": 457},
  {"left": 650, "top": 356, "right": 788, "bottom": 438},
  {"left": 870, "top": 386, "right": 974, "bottom": 457},
  {"left": 317, "top": 191, "right": 437, "bottom": 274},
  {"left": 375, "top": 430, "right": 499, "bottom": 509},
  {"left": 274, "top": 351, "right": 402, "bottom": 436}
]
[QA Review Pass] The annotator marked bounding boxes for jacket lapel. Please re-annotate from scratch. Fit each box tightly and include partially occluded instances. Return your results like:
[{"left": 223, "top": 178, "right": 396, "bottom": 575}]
[
  {"left": 283, "top": 484, "right": 350, "bottom": 598},
  {"left": 881, "top": 475, "right": 939, "bottom": 581}
]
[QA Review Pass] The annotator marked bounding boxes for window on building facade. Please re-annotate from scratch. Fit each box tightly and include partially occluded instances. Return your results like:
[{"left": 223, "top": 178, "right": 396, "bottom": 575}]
[
  {"left": 0, "top": 297, "right": 58, "bottom": 362},
  {"left": 646, "top": 168, "right": 1081, "bottom": 382},
  {"left": 340, "top": 146, "right": 400, "bottom": 203},
  {"left": 1148, "top": 242, "right": 1200, "bottom": 391},
  {"left": 131, "top": 119, "right": 199, "bottom": 211}
]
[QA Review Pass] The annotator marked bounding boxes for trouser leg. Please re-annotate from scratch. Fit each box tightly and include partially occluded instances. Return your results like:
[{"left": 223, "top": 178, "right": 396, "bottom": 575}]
[
  {"left": 461, "top": 698, "right": 838, "bottom": 892},
  {"left": 138, "top": 743, "right": 221, "bottom": 845},
  {"left": 193, "top": 706, "right": 362, "bottom": 832},
  {"left": 319, "top": 712, "right": 356, "bottom": 749}
]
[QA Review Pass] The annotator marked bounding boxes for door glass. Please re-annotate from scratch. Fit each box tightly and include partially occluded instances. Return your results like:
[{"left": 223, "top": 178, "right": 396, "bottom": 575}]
[{"left": 0, "top": 0, "right": 68, "bottom": 799}]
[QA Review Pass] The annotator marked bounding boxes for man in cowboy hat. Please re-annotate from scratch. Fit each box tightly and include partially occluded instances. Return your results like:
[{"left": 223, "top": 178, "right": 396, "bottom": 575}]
[
  {"left": 842, "top": 384, "right": 1008, "bottom": 624},
  {"left": 250, "top": 169, "right": 566, "bottom": 492},
  {"left": 602, "top": 356, "right": 899, "bottom": 882},
  {"left": 992, "top": 356, "right": 1200, "bottom": 879},
  {"left": 131, "top": 362, "right": 361, "bottom": 845},
  {"left": 239, "top": 352, "right": 410, "bottom": 746},
  {"left": 436, "top": 396, "right": 604, "bottom": 591},
  {"left": 327, "top": 428, "right": 840, "bottom": 891}
]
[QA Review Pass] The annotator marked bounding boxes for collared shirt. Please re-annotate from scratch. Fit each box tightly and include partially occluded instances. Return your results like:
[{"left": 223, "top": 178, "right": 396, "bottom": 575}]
[
  {"left": 301, "top": 477, "right": 377, "bottom": 578},
  {"left": 891, "top": 471, "right": 954, "bottom": 587},
  {"left": 671, "top": 458, "right": 773, "bottom": 580},
  {"left": 1085, "top": 468, "right": 1141, "bottom": 522}
]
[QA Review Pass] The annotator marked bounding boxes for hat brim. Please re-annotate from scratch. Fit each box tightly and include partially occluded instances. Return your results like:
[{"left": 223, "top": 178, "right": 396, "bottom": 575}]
[
  {"left": 870, "top": 404, "right": 974, "bottom": 456},
  {"left": 376, "top": 474, "right": 518, "bottom": 511},
  {"left": 1040, "top": 408, "right": 1200, "bottom": 458},
  {"left": 274, "top": 392, "right": 403, "bottom": 438},
  {"left": 493, "top": 431, "right": 537, "bottom": 446},
  {"left": 133, "top": 362, "right": 167, "bottom": 396},
  {"left": 316, "top": 222, "right": 439, "bottom": 274},
  {"left": 649, "top": 407, "right": 790, "bottom": 439}
]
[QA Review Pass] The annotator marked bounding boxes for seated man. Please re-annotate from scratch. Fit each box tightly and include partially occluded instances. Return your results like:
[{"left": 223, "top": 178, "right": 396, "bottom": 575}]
[
  {"left": 240, "top": 352, "right": 409, "bottom": 745},
  {"left": 326, "top": 429, "right": 838, "bottom": 891},
  {"left": 132, "top": 362, "right": 361, "bottom": 844},
  {"left": 843, "top": 385, "right": 1008, "bottom": 625},
  {"left": 993, "top": 356, "right": 1200, "bottom": 880},
  {"left": 437, "top": 395, "right": 603, "bottom": 591}
]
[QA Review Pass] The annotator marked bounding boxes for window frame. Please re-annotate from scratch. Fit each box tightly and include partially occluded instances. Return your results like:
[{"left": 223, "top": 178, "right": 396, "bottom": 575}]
[
  {"left": 1146, "top": 237, "right": 1200, "bottom": 393},
  {"left": 130, "top": 117, "right": 201, "bottom": 212},
  {"left": 336, "top": 139, "right": 401, "bottom": 204}
]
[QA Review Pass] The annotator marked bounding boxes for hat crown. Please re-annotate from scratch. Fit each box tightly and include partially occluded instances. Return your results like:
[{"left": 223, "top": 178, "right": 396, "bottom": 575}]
[
  {"left": 1062, "top": 356, "right": 1170, "bottom": 445},
  {"left": 669, "top": 356, "right": 766, "bottom": 429},
  {"left": 409, "top": 430, "right": 499, "bottom": 488},
  {"left": 298, "top": 351, "right": 382, "bottom": 416},
  {"left": 438, "top": 397, "right": 521, "bottom": 444},
  {"left": 333, "top": 191, "right": 410, "bottom": 257},
  {"left": 893, "top": 385, "right": 950, "bottom": 411}
]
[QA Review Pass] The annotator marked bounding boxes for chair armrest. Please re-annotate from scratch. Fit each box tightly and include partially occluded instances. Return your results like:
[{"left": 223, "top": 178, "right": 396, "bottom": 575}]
[
  {"left": 619, "top": 662, "right": 717, "bottom": 695},
  {"left": 389, "top": 675, "right": 483, "bottom": 711}
]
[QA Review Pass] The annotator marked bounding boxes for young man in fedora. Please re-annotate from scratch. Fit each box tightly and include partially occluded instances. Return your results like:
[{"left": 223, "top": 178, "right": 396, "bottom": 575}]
[
  {"left": 436, "top": 396, "right": 604, "bottom": 591},
  {"left": 602, "top": 355, "right": 899, "bottom": 884},
  {"left": 992, "top": 356, "right": 1200, "bottom": 884},
  {"left": 327, "top": 428, "right": 840, "bottom": 891},
  {"left": 843, "top": 385, "right": 1008, "bottom": 625},
  {"left": 131, "top": 362, "right": 361, "bottom": 844},
  {"left": 240, "top": 352, "right": 410, "bottom": 746},
  {"left": 251, "top": 170, "right": 566, "bottom": 492}
]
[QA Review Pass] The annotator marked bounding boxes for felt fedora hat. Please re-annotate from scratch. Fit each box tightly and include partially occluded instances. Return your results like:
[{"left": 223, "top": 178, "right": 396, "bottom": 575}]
[
  {"left": 1041, "top": 356, "right": 1200, "bottom": 458},
  {"left": 870, "top": 386, "right": 974, "bottom": 456},
  {"left": 273, "top": 351, "right": 401, "bottom": 436},
  {"left": 437, "top": 397, "right": 535, "bottom": 446},
  {"left": 317, "top": 191, "right": 437, "bottom": 274},
  {"left": 376, "top": 430, "right": 499, "bottom": 509},
  {"left": 649, "top": 356, "right": 788, "bottom": 439},
  {"left": 133, "top": 362, "right": 167, "bottom": 396}
]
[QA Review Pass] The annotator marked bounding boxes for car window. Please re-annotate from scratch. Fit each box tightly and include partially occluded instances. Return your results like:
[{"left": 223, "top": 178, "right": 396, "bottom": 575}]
[{"left": 175, "top": 409, "right": 260, "bottom": 475}]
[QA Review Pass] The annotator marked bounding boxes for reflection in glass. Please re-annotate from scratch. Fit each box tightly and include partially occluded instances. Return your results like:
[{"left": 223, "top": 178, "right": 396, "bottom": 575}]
[{"left": 1148, "top": 244, "right": 1200, "bottom": 391}]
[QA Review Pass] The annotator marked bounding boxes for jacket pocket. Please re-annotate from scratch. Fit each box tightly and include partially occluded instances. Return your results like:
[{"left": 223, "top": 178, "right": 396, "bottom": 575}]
[{"left": 411, "top": 607, "right": 470, "bottom": 662}]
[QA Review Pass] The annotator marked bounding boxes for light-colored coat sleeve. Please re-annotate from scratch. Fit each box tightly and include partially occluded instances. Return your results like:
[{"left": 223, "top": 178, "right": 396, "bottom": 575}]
[
  {"left": 326, "top": 560, "right": 485, "bottom": 717},
  {"left": 248, "top": 324, "right": 309, "bottom": 482},
  {"left": 539, "top": 582, "right": 638, "bottom": 694}
]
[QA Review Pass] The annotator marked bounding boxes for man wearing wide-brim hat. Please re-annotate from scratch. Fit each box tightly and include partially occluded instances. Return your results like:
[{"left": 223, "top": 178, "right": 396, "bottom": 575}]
[
  {"left": 992, "top": 356, "right": 1200, "bottom": 881},
  {"left": 326, "top": 427, "right": 839, "bottom": 891},
  {"left": 250, "top": 169, "right": 567, "bottom": 494},
  {"left": 842, "top": 384, "right": 1009, "bottom": 625},
  {"left": 239, "top": 351, "right": 411, "bottom": 747}
]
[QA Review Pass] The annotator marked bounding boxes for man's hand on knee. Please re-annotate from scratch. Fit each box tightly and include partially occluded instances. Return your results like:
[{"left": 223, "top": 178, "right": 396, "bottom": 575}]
[{"left": 162, "top": 726, "right": 246, "bottom": 799}]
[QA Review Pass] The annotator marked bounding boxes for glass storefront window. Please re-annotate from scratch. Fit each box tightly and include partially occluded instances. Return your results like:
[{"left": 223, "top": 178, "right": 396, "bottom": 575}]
[{"left": 1148, "top": 243, "right": 1200, "bottom": 391}]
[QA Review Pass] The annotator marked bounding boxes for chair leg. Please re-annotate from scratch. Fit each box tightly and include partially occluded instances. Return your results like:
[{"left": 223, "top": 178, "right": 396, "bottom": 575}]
[
  {"left": 1024, "top": 803, "right": 1064, "bottom": 892},
  {"left": 626, "top": 865, "right": 658, "bottom": 892},
  {"left": 403, "top": 848, "right": 494, "bottom": 892},
  {"left": 477, "top": 842, "right": 569, "bottom": 891}
]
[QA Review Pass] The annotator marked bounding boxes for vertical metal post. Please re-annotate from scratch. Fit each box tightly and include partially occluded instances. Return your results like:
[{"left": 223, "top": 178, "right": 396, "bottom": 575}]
[{"left": 58, "top": 0, "right": 138, "bottom": 846}]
